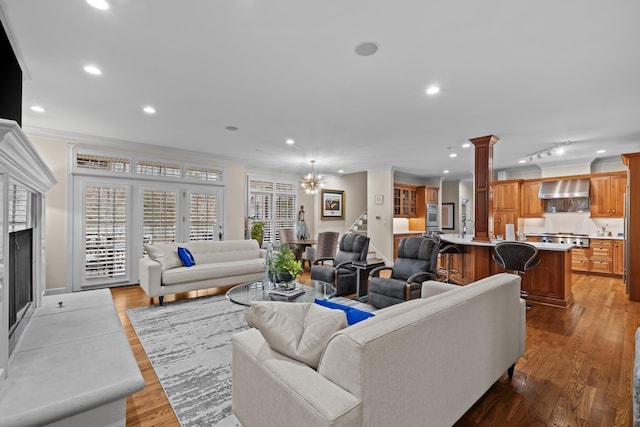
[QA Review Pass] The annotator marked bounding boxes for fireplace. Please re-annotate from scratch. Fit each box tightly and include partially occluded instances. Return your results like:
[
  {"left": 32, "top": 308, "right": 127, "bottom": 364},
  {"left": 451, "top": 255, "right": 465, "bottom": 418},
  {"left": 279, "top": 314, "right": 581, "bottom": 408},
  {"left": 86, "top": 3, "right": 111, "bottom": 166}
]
[
  {"left": 8, "top": 228, "right": 34, "bottom": 355},
  {"left": 0, "top": 119, "right": 56, "bottom": 390}
]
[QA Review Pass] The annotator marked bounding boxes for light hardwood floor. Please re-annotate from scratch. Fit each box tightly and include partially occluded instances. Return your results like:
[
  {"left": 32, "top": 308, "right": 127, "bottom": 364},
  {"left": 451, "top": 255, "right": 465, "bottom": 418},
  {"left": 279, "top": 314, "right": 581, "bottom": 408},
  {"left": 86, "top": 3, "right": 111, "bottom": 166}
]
[{"left": 111, "top": 273, "right": 637, "bottom": 426}]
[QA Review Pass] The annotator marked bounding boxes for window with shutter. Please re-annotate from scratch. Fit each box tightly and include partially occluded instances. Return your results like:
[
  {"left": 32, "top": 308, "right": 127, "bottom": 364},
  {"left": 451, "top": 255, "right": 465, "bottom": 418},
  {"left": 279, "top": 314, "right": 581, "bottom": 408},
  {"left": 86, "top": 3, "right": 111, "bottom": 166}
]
[
  {"left": 190, "top": 192, "right": 218, "bottom": 241},
  {"left": 248, "top": 177, "right": 296, "bottom": 245},
  {"left": 84, "top": 185, "right": 128, "bottom": 281},
  {"left": 8, "top": 183, "right": 31, "bottom": 232},
  {"left": 136, "top": 160, "right": 182, "bottom": 178},
  {"left": 142, "top": 190, "right": 177, "bottom": 245},
  {"left": 76, "top": 153, "right": 130, "bottom": 173},
  {"left": 185, "top": 166, "right": 224, "bottom": 182}
]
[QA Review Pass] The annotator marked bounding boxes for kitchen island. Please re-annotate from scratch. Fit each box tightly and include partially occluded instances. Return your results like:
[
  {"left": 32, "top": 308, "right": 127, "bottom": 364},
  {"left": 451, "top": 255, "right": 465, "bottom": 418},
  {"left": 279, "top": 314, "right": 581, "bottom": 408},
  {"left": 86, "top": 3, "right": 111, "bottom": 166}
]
[{"left": 439, "top": 235, "right": 574, "bottom": 307}]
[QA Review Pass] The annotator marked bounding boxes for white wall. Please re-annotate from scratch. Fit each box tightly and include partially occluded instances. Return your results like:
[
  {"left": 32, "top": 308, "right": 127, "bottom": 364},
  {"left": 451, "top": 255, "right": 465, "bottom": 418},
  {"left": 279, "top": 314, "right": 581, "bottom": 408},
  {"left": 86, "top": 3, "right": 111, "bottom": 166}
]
[
  {"left": 308, "top": 172, "right": 367, "bottom": 238},
  {"left": 31, "top": 136, "right": 68, "bottom": 289},
  {"left": 441, "top": 181, "right": 460, "bottom": 234},
  {"left": 368, "top": 169, "right": 394, "bottom": 261}
]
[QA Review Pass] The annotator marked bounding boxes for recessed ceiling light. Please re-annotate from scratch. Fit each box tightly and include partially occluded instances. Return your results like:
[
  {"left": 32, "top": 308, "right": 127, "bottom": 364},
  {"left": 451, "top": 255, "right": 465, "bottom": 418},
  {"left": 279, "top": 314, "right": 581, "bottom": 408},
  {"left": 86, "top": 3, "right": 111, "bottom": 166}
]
[
  {"left": 596, "top": 149, "right": 606, "bottom": 154},
  {"left": 143, "top": 106, "right": 156, "bottom": 114},
  {"left": 339, "top": 170, "right": 344, "bottom": 174},
  {"left": 225, "top": 126, "right": 238, "bottom": 131},
  {"left": 286, "top": 138, "right": 295, "bottom": 145},
  {"left": 443, "top": 170, "right": 450, "bottom": 174},
  {"left": 86, "top": 0, "right": 109, "bottom": 10},
  {"left": 449, "top": 152, "right": 457, "bottom": 158},
  {"left": 461, "top": 142, "right": 471, "bottom": 148},
  {"left": 426, "top": 86, "right": 440, "bottom": 95},
  {"left": 519, "top": 159, "right": 526, "bottom": 164},
  {"left": 84, "top": 65, "right": 102, "bottom": 75},
  {"left": 355, "top": 42, "right": 379, "bottom": 57},
  {"left": 30, "top": 105, "right": 46, "bottom": 113}
]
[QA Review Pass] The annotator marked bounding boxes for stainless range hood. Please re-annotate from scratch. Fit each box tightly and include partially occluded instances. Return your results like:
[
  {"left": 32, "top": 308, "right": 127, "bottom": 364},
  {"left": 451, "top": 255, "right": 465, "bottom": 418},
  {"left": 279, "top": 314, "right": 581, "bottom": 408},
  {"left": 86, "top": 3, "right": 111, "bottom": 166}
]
[{"left": 538, "top": 178, "right": 590, "bottom": 199}]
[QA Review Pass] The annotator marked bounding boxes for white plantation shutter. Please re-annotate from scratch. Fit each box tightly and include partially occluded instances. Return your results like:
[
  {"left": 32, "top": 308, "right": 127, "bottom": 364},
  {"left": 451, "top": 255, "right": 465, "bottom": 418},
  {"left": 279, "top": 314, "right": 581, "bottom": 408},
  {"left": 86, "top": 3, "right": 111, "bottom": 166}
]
[
  {"left": 185, "top": 166, "right": 224, "bottom": 183},
  {"left": 76, "top": 153, "right": 130, "bottom": 173},
  {"left": 142, "top": 190, "right": 177, "bottom": 245},
  {"left": 190, "top": 192, "right": 218, "bottom": 241},
  {"left": 275, "top": 193, "right": 296, "bottom": 232},
  {"left": 8, "top": 183, "right": 30, "bottom": 232},
  {"left": 136, "top": 160, "right": 181, "bottom": 178},
  {"left": 248, "top": 177, "right": 296, "bottom": 245},
  {"left": 84, "top": 185, "right": 128, "bottom": 280}
]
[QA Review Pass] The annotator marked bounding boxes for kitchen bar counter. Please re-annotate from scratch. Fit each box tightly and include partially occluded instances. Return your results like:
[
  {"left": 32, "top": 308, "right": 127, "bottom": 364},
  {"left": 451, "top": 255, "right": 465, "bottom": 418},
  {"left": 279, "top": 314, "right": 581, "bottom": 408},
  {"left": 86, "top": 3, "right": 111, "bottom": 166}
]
[
  {"left": 438, "top": 235, "right": 573, "bottom": 307},
  {"left": 441, "top": 235, "right": 574, "bottom": 251}
]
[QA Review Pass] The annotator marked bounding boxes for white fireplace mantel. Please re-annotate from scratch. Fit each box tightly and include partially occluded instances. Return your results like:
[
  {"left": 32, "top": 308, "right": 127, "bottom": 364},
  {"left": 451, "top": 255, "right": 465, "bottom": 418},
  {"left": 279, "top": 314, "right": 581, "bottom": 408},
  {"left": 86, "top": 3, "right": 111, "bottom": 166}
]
[{"left": 0, "top": 118, "right": 56, "bottom": 390}]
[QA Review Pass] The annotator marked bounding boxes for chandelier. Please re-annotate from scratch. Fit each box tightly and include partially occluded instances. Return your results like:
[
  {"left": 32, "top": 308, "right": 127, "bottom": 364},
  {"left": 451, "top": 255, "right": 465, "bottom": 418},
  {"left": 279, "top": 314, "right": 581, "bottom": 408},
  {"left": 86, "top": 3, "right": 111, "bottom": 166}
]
[{"left": 300, "top": 160, "right": 325, "bottom": 194}]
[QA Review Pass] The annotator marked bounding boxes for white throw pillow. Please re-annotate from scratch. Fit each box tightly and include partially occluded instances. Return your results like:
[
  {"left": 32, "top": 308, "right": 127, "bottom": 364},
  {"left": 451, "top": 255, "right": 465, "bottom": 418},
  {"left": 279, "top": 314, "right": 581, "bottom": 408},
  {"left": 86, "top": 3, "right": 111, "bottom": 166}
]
[
  {"left": 249, "top": 301, "right": 347, "bottom": 369},
  {"left": 144, "top": 244, "right": 182, "bottom": 271}
]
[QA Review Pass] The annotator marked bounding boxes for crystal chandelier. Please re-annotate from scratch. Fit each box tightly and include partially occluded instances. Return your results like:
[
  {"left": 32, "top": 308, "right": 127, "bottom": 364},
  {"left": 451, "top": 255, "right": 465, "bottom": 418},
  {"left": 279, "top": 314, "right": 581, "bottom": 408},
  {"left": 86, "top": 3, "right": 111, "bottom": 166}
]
[{"left": 300, "top": 160, "right": 325, "bottom": 194}]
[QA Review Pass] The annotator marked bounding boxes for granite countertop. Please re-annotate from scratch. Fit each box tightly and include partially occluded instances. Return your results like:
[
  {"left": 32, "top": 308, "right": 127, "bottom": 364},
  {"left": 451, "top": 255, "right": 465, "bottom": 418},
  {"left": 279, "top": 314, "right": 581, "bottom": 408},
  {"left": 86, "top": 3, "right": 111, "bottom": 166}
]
[
  {"left": 393, "top": 230, "right": 425, "bottom": 235},
  {"left": 441, "top": 235, "right": 574, "bottom": 251},
  {"left": 525, "top": 233, "right": 624, "bottom": 240}
]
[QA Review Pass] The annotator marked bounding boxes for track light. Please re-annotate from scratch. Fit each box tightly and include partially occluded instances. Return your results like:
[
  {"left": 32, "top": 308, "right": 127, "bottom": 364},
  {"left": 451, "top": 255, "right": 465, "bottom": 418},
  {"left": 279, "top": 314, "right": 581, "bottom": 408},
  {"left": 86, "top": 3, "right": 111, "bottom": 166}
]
[{"left": 524, "top": 140, "right": 573, "bottom": 163}]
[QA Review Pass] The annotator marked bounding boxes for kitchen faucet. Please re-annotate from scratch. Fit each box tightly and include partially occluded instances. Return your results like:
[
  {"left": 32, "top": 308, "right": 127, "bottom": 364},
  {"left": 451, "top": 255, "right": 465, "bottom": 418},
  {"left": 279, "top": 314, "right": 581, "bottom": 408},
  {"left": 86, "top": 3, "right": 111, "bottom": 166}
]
[{"left": 461, "top": 219, "right": 474, "bottom": 238}]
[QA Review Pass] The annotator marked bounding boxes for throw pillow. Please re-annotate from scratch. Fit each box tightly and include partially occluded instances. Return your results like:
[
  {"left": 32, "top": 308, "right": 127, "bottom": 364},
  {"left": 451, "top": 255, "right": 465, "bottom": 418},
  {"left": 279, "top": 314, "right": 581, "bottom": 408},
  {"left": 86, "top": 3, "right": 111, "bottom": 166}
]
[
  {"left": 144, "top": 244, "right": 182, "bottom": 271},
  {"left": 177, "top": 247, "right": 196, "bottom": 267},
  {"left": 249, "top": 301, "right": 347, "bottom": 369},
  {"left": 314, "top": 299, "right": 375, "bottom": 325}
]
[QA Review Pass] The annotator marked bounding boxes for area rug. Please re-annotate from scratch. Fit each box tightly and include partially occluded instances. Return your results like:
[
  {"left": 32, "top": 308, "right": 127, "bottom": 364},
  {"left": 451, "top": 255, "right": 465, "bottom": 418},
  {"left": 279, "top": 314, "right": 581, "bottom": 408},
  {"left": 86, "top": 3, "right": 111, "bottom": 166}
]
[{"left": 127, "top": 294, "right": 374, "bottom": 426}]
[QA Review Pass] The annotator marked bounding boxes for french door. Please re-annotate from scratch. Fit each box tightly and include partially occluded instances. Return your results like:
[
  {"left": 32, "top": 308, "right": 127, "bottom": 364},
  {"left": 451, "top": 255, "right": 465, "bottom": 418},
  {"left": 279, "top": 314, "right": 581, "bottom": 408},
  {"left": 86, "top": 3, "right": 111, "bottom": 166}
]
[{"left": 73, "top": 178, "right": 223, "bottom": 290}]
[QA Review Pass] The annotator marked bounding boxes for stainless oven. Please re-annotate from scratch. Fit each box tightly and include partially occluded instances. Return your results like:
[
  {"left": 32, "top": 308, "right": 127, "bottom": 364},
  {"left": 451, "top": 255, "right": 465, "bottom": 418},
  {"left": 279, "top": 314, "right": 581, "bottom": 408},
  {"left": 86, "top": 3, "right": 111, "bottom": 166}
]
[{"left": 426, "top": 203, "right": 438, "bottom": 231}]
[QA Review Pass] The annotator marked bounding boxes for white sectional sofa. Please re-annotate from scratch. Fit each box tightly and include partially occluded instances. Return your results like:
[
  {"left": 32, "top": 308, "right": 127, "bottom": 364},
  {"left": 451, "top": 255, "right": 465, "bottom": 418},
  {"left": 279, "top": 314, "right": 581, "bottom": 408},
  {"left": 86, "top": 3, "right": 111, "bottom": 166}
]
[
  {"left": 232, "top": 273, "right": 526, "bottom": 427},
  {"left": 139, "top": 239, "right": 266, "bottom": 305}
]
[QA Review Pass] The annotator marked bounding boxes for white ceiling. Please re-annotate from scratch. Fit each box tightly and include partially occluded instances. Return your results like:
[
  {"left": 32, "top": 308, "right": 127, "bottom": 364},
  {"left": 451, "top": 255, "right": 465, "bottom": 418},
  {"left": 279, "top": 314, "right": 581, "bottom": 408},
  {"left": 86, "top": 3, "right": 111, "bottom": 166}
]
[{"left": 1, "top": 0, "right": 639, "bottom": 180}]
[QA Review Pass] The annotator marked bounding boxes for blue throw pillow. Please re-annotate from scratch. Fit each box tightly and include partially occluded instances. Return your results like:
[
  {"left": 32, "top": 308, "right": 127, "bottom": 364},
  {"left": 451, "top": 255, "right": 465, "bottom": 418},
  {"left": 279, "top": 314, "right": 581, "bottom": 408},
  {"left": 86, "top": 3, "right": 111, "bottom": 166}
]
[
  {"left": 177, "top": 247, "right": 195, "bottom": 267},
  {"left": 314, "top": 299, "right": 375, "bottom": 326}
]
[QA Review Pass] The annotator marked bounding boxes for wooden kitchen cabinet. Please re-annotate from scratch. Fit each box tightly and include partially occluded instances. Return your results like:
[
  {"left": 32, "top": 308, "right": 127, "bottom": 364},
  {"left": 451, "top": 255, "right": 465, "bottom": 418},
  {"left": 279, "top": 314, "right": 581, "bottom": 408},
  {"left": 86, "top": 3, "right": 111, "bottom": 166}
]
[
  {"left": 493, "top": 180, "right": 521, "bottom": 211},
  {"left": 613, "top": 240, "right": 625, "bottom": 276},
  {"left": 589, "top": 239, "right": 613, "bottom": 274},
  {"left": 394, "top": 185, "right": 417, "bottom": 217},
  {"left": 493, "top": 211, "right": 518, "bottom": 238},
  {"left": 425, "top": 187, "right": 438, "bottom": 204},
  {"left": 590, "top": 173, "right": 626, "bottom": 218},
  {"left": 572, "top": 247, "right": 590, "bottom": 272},
  {"left": 521, "top": 181, "right": 544, "bottom": 217}
]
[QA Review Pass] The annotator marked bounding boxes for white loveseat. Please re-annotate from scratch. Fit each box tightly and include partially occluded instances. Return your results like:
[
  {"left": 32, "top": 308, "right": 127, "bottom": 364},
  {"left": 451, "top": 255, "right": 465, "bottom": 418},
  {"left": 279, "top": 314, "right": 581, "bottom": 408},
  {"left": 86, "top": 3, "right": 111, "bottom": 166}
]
[
  {"left": 139, "top": 239, "right": 265, "bottom": 305},
  {"left": 232, "top": 273, "right": 526, "bottom": 427}
]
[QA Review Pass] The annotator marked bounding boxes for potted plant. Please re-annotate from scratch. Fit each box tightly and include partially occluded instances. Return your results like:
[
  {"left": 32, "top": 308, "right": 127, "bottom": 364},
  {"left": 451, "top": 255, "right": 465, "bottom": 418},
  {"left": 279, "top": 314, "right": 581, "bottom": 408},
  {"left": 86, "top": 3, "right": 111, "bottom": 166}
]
[
  {"left": 250, "top": 220, "right": 265, "bottom": 247},
  {"left": 272, "top": 246, "right": 303, "bottom": 289}
]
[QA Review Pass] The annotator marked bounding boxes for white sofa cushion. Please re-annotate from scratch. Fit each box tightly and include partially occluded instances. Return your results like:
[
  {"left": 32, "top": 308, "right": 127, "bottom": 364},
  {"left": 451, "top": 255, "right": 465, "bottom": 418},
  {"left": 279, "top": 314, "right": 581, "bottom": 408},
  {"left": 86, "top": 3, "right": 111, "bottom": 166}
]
[
  {"left": 249, "top": 301, "right": 347, "bottom": 369},
  {"left": 144, "top": 243, "right": 181, "bottom": 272},
  {"left": 161, "top": 258, "right": 265, "bottom": 285},
  {"left": 185, "top": 240, "right": 261, "bottom": 264}
]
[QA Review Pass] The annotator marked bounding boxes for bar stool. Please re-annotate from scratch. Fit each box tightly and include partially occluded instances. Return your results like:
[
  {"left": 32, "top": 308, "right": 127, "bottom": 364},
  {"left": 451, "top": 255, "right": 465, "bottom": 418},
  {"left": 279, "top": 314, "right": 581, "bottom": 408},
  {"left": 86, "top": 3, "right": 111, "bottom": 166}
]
[
  {"left": 439, "top": 243, "right": 461, "bottom": 283},
  {"left": 492, "top": 242, "right": 540, "bottom": 308}
]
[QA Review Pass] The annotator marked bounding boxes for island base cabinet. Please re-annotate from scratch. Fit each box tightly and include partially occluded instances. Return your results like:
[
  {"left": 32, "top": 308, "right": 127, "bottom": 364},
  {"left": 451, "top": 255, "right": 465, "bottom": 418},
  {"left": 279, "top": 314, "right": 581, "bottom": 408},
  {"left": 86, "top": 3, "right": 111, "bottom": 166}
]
[{"left": 448, "top": 244, "right": 573, "bottom": 307}]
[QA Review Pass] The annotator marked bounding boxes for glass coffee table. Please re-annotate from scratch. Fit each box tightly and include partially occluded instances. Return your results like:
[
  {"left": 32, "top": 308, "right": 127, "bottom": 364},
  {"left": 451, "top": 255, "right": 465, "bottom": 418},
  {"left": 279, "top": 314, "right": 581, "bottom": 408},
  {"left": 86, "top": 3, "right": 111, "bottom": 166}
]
[{"left": 226, "top": 277, "right": 336, "bottom": 306}]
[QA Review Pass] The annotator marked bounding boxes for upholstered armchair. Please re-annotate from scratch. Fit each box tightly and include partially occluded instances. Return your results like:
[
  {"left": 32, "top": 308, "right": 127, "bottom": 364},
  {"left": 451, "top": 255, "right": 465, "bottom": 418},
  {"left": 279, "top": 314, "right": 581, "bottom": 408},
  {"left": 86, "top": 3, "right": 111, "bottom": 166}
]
[
  {"left": 301, "top": 231, "right": 339, "bottom": 270},
  {"left": 310, "top": 233, "right": 370, "bottom": 296},
  {"left": 368, "top": 236, "right": 440, "bottom": 308}
]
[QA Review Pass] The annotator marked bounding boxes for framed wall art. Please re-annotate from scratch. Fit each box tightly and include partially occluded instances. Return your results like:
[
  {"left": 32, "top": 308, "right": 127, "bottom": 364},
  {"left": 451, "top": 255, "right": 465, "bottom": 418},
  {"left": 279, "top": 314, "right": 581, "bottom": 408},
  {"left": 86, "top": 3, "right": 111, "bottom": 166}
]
[
  {"left": 442, "top": 203, "right": 455, "bottom": 230},
  {"left": 321, "top": 189, "right": 345, "bottom": 219}
]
